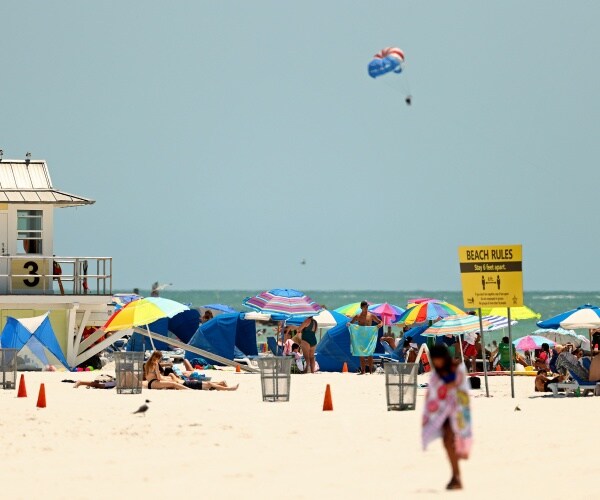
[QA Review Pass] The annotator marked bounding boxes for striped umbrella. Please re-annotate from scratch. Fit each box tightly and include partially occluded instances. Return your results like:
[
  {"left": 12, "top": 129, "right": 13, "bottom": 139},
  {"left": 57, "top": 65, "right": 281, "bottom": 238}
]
[
  {"left": 537, "top": 304, "right": 600, "bottom": 330},
  {"left": 482, "top": 315, "right": 518, "bottom": 331},
  {"left": 423, "top": 315, "right": 491, "bottom": 337},
  {"left": 368, "top": 303, "right": 406, "bottom": 325},
  {"left": 480, "top": 306, "right": 541, "bottom": 320},
  {"left": 243, "top": 288, "right": 322, "bottom": 318},
  {"left": 334, "top": 302, "right": 371, "bottom": 317},
  {"left": 397, "top": 300, "right": 464, "bottom": 325}
]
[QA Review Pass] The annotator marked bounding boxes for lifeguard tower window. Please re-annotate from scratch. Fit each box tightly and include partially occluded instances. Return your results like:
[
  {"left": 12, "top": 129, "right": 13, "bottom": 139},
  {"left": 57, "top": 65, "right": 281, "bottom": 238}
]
[{"left": 17, "top": 210, "right": 43, "bottom": 254}]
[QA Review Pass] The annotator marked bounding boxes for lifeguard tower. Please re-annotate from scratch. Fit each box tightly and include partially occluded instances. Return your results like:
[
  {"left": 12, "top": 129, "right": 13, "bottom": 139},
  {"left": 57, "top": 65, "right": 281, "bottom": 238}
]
[{"left": 0, "top": 154, "right": 113, "bottom": 367}]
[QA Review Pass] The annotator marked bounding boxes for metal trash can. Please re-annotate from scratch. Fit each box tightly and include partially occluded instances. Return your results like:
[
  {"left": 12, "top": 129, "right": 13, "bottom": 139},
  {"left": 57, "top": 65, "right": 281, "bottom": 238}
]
[
  {"left": 384, "top": 362, "right": 418, "bottom": 411},
  {"left": 257, "top": 356, "right": 292, "bottom": 402},
  {"left": 0, "top": 349, "right": 18, "bottom": 390},
  {"left": 115, "top": 352, "right": 144, "bottom": 394}
]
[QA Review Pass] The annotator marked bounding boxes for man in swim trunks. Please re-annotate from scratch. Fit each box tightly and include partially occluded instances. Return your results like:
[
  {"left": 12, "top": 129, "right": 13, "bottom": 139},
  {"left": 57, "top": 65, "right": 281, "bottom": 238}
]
[{"left": 349, "top": 301, "right": 383, "bottom": 374}]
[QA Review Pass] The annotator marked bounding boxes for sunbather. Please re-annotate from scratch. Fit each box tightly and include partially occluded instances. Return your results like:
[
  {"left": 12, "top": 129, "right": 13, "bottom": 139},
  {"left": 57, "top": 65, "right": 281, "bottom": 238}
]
[
  {"left": 172, "top": 359, "right": 239, "bottom": 391},
  {"left": 145, "top": 351, "right": 189, "bottom": 390},
  {"left": 73, "top": 375, "right": 117, "bottom": 389}
]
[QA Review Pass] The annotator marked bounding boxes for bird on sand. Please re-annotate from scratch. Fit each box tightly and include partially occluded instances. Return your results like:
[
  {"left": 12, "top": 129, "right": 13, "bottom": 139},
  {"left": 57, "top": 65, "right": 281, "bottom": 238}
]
[{"left": 133, "top": 400, "right": 151, "bottom": 415}]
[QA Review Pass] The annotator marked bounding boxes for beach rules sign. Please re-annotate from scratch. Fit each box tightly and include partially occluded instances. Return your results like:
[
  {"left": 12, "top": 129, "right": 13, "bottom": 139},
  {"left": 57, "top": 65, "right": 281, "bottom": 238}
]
[{"left": 458, "top": 245, "right": 523, "bottom": 309}]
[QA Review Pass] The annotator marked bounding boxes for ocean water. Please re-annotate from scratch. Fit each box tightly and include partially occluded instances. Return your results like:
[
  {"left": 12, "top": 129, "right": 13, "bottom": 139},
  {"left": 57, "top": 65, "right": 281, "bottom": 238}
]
[{"left": 136, "top": 290, "right": 600, "bottom": 341}]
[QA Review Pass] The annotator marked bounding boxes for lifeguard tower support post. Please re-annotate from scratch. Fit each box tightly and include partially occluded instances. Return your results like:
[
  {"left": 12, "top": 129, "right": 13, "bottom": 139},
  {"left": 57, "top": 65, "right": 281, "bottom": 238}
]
[{"left": 0, "top": 156, "right": 113, "bottom": 367}]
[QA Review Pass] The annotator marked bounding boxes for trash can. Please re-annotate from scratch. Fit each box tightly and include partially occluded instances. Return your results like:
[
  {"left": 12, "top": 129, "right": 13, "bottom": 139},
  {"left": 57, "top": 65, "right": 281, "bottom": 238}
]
[
  {"left": 0, "top": 349, "right": 18, "bottom": 390},
  {"left": 384, "top": 362, "right": 418, "bottom": 411},
  {"left": 114, "top": 352, "right": 144, "bottom": 394},
  {"left": 257, "top": 356, "right": 292, "bottom": 402}
]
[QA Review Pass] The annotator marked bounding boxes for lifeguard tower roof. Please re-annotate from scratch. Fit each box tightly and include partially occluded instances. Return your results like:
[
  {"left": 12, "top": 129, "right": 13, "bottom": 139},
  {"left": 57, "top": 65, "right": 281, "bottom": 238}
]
[{"left": 0, "top": 159, "right": 94, "bottom": 207}]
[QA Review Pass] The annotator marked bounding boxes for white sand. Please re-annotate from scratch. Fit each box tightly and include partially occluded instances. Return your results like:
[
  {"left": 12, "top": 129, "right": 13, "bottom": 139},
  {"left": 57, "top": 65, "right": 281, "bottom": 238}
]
[{"left": 0, "top": 369, "right": 596, "bottom": 500}]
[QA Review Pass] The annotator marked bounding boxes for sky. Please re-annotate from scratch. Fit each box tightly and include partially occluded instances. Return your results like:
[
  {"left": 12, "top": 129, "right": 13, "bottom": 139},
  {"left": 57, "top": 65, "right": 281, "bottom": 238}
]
[{"left": 1, "top": 1, "right": 599, "bottom": 291}]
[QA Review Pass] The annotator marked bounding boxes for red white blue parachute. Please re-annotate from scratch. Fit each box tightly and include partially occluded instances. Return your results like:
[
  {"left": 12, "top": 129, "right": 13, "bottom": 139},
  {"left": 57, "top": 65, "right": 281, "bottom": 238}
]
[{"left": 368, "top": 47, "right": 405, "bottom": 78}]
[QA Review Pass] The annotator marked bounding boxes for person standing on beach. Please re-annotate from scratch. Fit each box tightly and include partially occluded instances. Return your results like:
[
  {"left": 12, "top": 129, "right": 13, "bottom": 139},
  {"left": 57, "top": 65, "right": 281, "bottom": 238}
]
[
  {"left": 298, "top": 316, "right": 319, "bottom": 373},
  {"left": 349, "top": 301, "right": 383, "bottom": 374},
  {"left": 422, "top": 345, "right": 472, "bottom": 490}
]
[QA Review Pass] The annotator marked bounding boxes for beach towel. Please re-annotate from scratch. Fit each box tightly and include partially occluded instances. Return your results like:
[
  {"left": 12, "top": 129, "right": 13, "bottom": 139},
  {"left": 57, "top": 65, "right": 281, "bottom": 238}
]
[
  {"left": 348, "top": 324, "right": 378, "bottom": 357},
  {"left": 422, "top": 363, "right": 472, "bottom": 459}
]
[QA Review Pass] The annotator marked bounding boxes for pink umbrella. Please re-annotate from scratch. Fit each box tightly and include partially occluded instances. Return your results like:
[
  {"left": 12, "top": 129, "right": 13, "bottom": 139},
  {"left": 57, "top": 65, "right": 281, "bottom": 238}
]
[{"left": 513, "top": 335, "right": 555, "bottom": 351}]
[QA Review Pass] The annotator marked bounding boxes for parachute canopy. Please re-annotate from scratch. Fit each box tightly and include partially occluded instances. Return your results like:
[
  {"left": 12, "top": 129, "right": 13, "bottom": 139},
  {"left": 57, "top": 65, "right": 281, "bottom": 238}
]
[{"left": 368, "top": 46, "right": 405, "bottom": 79}]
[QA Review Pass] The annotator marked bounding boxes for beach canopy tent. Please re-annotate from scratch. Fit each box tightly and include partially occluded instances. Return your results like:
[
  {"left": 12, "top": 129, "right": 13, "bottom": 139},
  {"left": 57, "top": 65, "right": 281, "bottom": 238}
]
[
  {"left": 186, "top": 313, "right": 258, "bottom": 364},
  {"left": 0, "top": 313, "right": 69, "bottom": 369},
  {"left": 316, "top": 311, "right": 386, "bottom": 372},
  {"left": 126, "top": 309, "right": 200, "bottom": 351}
]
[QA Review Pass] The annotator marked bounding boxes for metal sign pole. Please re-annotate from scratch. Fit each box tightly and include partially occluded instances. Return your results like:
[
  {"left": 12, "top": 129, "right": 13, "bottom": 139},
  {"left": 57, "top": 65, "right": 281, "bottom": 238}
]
[
  {"left": 507, "top": 307, "right": 515, "bottom": 398},
  {"left": 478, "top": 308, "right": 490, "bottom": 397}
]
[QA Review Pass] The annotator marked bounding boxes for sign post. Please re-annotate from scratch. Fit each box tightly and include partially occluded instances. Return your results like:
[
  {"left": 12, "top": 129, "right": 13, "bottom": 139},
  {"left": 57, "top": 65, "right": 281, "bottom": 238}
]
[{"left": 458, "top": 245, "right": 523, "bottom": 398}]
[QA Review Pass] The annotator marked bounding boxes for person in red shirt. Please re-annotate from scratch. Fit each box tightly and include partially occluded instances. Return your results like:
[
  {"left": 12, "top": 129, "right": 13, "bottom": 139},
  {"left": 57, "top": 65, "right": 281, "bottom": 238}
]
[{"left": 535, "top": 343, "right": 551, "bottom": 370}]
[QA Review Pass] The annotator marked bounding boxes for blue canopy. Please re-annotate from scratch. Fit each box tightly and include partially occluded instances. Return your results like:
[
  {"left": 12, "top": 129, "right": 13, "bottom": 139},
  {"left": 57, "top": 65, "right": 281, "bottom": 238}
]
[
  {"left": 316, "top": 311, "right": 385, "bottom": 372},
  {"left": 0, "top": 314, "right": 69, "bottom": 368},
  {"left": 186, "top": 313, "right": 258, "bottom": 364},
  {"left": 202, "top": 304, "right": 237, "bottom": 314}
]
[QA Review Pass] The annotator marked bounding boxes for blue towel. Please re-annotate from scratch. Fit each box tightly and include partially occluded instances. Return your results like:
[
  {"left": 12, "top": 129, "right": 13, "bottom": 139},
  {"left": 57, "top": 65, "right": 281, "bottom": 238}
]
[{"left": 348, "top": 324, "right": 378, "bottom": 357}]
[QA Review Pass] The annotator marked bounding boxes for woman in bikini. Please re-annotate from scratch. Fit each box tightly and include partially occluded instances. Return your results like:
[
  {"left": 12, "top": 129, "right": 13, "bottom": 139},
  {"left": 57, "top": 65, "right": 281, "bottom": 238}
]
[
  {"left": 144, "top": 351, "right": 189, "bottom": 390},
  {"left": 298, "top": 316, "right": 318, "bottom": 373}
]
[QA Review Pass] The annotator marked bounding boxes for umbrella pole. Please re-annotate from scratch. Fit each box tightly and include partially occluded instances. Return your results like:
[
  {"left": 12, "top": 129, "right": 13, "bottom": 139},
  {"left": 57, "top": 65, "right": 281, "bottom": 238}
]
[
  {"left": 507, "top": 308, "right": 515, "bottom": 398},
  {"left": 147, "top": 324, "right": 156, "bottom": 352},
  {"left": 458, "top": 335, "right": 465, "bottom": 364},
  {"left": 478, "top": 308, "right": 490, "bottom": 398}
]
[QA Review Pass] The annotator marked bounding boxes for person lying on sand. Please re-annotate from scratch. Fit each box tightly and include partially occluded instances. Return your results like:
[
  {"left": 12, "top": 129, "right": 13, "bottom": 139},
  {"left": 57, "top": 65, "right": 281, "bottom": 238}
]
[{"left": 73, "top": 375, "right": 116, "bottom": 389}]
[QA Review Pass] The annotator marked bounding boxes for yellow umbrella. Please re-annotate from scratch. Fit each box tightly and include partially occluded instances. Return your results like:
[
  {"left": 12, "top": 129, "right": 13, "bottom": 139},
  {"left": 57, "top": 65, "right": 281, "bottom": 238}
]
[{"left": 479, "top": 306, "right": 540, "bottom": 320}]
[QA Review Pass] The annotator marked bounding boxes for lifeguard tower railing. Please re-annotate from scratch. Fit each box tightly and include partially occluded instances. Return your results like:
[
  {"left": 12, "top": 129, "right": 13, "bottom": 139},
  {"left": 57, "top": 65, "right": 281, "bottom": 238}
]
[{"left": 0, "top": 256, "right": 112, "bottom": 295}]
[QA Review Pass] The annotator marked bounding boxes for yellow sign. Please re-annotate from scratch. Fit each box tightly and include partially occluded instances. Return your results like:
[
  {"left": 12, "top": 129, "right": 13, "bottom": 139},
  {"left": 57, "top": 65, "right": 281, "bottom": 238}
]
[
  {"left": 458, "top": 245, "right": 523, "bottom": 309},
  {"left": 10, "top": 258, "right": 49, "bottom": 292}
]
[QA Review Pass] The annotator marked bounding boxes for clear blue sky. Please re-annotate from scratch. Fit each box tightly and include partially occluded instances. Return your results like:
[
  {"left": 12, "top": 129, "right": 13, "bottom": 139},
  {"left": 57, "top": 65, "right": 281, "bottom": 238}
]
[{"left": 2, "top": 1, "right": 599, "bottom": 290}]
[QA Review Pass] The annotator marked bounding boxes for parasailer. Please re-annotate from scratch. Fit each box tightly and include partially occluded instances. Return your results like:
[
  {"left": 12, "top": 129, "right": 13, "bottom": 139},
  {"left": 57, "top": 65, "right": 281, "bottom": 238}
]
[{"left": 368, "top": 46, "right": 411, "bottom": 105}]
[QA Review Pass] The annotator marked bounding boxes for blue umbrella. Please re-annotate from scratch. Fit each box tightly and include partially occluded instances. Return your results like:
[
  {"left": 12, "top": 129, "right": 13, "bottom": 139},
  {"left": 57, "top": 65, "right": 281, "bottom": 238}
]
[
  {"left": 537, "top": 304, "right": 600, "bottom": 330},
  {"left": 202, "top": 304, "right": 237, "bottom": 314}
]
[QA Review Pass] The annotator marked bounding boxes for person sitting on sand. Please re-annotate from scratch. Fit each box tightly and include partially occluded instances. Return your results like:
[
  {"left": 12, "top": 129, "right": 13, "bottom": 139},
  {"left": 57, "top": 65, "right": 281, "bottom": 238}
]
[
  {"left": 145, "top": 351, "right": 189, "bottom": 390},
  {"left": 422, "top": 345, "right": 472, "bottom": 491},
  {"left": 534, "top": 369, "right": 564, "bottom": 392},
  {"left": 534, "top": 343, "right": 551, "bottom": 370},
  {"left": 403, "top": 336, "right": 417, "bottom": 363}
]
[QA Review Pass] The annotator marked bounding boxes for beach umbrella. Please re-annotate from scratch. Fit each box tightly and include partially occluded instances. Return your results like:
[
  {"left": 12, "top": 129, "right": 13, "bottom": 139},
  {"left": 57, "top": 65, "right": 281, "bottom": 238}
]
[
  {"left": 103, "top": 297, "right": 190, "bottom": 350},
  {"left": 422, "top": 315, "right": 491, "bottom": 337},
  {"left": 202, "top": 304, "right": 237, "bottom": 314},
  {"left": 334, "top": 302, "right": 371, "bottom": 317},
  {"left": 483, "top": 315, "right": 518, "bottom": 331},
  {"left": 368, "top": 303, "right": 406, "bottom": 325},
  {"left": 396, "top": 300, "right": 464, "bottom": 325},
  {"left": 536, "top": 304, "right": 600, "bottom": 330},
  {"left": 243, "top": 289, "right": 322, "bottom": 318},
  {"left": 285, "top": 309, "right": 339, "bottom": 330},
  {"left": 533, "top": 327, "right": 580, "bottom": 346},
  {"left": 112, "top": 293, "right": 142, "bottom": 310},
  {"left": 480, "top": 306, "right": 541, "bottom": 320},
  {"left": 513, "top": 335, "right": 555, "bottom": 351}
]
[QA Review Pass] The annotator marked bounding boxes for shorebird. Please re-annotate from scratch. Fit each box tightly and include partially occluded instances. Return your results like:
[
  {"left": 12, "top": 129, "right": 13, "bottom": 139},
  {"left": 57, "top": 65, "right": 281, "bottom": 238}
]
[{"left": 133, "top": 400, "right": 151, "bottom": 415}]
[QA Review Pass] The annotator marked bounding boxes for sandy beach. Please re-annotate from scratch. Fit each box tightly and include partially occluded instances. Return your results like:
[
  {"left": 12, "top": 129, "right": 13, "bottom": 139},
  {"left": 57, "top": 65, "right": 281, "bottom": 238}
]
[{"left": 0, "top": 368, "right": 595, "bottom": 500}]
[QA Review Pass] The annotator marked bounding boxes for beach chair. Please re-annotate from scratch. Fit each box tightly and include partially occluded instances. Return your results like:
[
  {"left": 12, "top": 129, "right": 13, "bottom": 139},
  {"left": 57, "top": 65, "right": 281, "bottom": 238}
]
[
  {"left": 380, "top": 340, "right": 404, "bottom": 362},
  {"left": 266, "top": 337, "right": 283, "bottom": 356},
  {"left": 548, "top": 368, "right": 598, "bottom": 397}
]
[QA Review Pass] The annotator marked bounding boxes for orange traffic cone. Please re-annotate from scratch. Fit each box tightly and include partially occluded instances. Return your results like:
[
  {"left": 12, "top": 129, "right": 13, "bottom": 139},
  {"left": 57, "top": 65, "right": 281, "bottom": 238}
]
[
  {"left": 323, "top": 384, "right": 333, "bottom": 411},
  {"left": 17, "top": 374, "right": 27, "bottom": 398},
  {"left": 342, "top": 362, "right": 348, "bottom": 373},
  {"left": 36, "top": 383, "right": 46, "bottom": 408},
  {"left": 495, "top": 364, "right": 502, "bottom": 372},
  {"left": 235, "top": 365, "right": 241, "bottom": 373}
]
